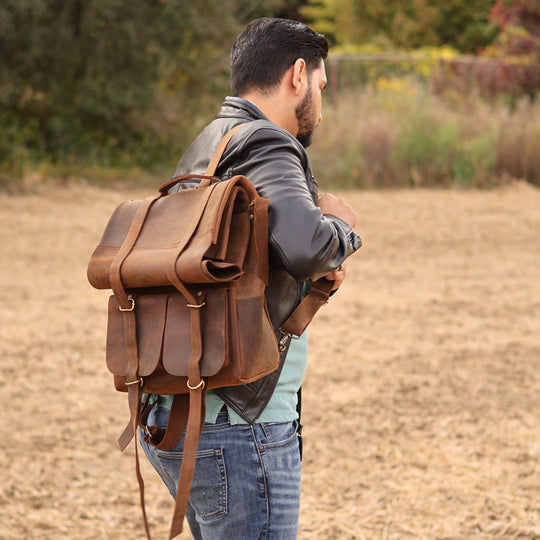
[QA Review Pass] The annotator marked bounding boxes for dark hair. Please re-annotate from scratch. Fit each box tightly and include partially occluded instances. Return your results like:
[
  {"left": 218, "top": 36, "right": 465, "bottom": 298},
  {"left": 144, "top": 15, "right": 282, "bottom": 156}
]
[{"left": 230, "top": 18, "right": 328, "bottom": 97}]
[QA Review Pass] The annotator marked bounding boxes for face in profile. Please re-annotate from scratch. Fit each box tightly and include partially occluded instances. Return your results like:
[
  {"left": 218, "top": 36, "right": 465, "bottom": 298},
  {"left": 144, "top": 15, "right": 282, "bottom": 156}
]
[{"left": 295, "top": 62, "right": 327, "bottom": 148}]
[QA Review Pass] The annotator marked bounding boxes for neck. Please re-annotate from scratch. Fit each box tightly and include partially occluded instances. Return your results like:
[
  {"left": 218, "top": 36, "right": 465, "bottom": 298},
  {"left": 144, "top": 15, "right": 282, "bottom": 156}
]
[{"left": 240, "top": 91, "right": 297, "bottom": 136}]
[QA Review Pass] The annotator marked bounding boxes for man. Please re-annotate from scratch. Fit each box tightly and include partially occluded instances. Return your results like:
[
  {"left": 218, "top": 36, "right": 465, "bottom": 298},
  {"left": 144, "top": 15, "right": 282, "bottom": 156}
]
[{"left": 140, "top": 17, "right": 361, "bottom": 539}]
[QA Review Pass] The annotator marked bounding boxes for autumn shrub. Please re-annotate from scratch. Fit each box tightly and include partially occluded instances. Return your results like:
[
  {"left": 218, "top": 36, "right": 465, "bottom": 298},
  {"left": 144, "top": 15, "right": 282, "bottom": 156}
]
[
  {"left": 311, "top": 81, "right": 539, "bottom": 188},
  {"left": 495, "top": 100, "right": 540, "bottom": 185},
  {"left": 431, "top": 57, "right": 540, "bottom": 104}
]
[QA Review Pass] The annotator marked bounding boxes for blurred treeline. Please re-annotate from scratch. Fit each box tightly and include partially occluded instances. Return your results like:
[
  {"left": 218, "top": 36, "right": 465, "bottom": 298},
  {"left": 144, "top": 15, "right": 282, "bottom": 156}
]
[
  {"left": 308, "top": 0, "right": 540, "bottom": 187},
  {"left": 0, "top": 0, "right": 301, "bottom": 183},
  {"left": 1, "top": 0, "right": 539, "bottom": 187}
]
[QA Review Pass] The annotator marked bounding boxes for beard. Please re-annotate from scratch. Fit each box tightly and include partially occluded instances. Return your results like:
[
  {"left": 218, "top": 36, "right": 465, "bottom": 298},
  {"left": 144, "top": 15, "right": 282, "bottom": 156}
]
[{"left": 295, "top": 82, "right": 318, "bottom": 148}]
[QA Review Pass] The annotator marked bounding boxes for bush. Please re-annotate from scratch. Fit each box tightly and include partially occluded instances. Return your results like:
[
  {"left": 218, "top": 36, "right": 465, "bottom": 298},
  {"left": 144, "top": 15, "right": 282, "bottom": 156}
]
[
  {"left": 495, "top": 100, "right": 540, "bottom": 184},
  {"left": 310, "top": 81, "right": 540, "bottom": 188},
  {"left": 0, "top": 0, "right": 241, "bottom": 186}
]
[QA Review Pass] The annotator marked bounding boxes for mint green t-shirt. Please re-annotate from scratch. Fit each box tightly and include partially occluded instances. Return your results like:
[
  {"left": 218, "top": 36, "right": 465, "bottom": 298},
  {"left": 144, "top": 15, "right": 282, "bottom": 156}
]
[{"left": 153, "top": 332, "right": 308, "bottom": 424}]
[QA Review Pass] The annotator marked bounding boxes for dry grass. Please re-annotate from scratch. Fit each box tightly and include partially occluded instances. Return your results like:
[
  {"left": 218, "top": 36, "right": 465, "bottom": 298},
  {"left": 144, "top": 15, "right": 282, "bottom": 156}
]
[
  {"left": 310, "top": 88, "right": 540, "bottom": 188},
  {"left": 1, "top": 180, "right": 539, "bottom": 539}
]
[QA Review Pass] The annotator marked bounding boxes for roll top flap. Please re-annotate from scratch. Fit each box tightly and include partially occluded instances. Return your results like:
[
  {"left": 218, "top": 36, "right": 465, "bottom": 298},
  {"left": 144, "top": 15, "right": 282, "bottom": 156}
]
[{"left": 87, "top": 176, "right": 260, "bottom": 290}]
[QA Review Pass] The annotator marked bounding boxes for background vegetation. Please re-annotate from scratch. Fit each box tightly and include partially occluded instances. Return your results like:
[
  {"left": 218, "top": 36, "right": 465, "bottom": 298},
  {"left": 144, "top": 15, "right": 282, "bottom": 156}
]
[{"left": 1, "top": 0, "right": 539, "bottom": 187}]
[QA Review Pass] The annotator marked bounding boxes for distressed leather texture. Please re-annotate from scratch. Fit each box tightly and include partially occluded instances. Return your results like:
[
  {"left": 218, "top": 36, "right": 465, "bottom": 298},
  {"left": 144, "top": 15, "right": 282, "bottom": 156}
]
[{"left": 88, "top": 173, "right": 280, "bottom": 393}]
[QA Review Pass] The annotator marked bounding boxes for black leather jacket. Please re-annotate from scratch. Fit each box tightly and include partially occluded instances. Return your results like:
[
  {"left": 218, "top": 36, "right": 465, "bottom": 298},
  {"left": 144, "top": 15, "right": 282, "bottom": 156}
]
[{"left": 171, "top": 97, "right": 361, "bottom": 422}]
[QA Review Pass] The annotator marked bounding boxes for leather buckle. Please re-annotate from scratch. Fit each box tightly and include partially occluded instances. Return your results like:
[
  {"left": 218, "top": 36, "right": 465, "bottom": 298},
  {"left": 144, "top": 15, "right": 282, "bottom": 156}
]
[
  {"left": 187, "top": 291, "right": 206, "bottom": 309},
  {"left": 119, "top": 295, "right": 135, "bottom": 312}
]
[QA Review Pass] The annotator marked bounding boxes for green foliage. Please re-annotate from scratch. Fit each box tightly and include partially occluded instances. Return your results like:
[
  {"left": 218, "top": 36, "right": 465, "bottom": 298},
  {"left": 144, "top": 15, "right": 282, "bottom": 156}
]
[
  {"left": 430, "top": 0, "right": 499, "bottom": 53},
  {"left": 2, "top": 0, "right": 537, "bottom": 189},
  {"left": 0, "top": 0, "right": 297, "bottom": 183},
  {"left": 452, "top": 131, "right": 497, "bottom": 186},
  {"left": 394, "top": 111, "right": 460, "bottom": 184},
  {"left": 232, "top": 0, "right": 307, "bottom": 21},
  {"left": 1, "top": 1, "right": 186, "bottom": 162},
  {"left": 302, "top": 0, "right": 499, "bottom": 53}
]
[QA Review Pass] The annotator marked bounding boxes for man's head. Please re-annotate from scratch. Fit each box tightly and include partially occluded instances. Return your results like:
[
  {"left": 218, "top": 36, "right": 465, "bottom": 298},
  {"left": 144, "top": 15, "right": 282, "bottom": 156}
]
[
  {"left": 231, "top": 18, "right": 328, "bottom": 97},
  {"left": 230, "top": 18, "right": 329, "bottom": 147}
]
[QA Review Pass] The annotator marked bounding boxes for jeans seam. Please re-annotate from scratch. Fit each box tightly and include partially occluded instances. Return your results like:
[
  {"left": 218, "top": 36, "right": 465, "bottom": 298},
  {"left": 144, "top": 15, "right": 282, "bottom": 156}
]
[
  {"left": 155, "top": 447, "right": 221, "bottom": 459},
  {"left": 250, "top": 424, "right": 269, "bottom": 500}
]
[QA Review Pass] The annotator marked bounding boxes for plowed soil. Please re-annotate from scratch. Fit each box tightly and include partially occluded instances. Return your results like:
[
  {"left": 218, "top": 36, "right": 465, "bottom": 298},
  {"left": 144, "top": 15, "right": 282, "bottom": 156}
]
[{"left": 1, "top": 180, "right": 539, "bottom": 539}]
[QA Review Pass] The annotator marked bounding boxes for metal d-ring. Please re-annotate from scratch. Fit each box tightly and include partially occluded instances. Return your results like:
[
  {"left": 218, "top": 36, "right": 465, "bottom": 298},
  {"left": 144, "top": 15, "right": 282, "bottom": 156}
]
[{"left": 187, "top": 379, "right": 205, "bottom": 390}]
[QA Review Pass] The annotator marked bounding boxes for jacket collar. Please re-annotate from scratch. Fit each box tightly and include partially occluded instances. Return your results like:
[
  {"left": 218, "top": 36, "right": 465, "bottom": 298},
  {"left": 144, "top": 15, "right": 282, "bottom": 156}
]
[{"left": 217, "top": 96, "right": 270, "bottom": 122}]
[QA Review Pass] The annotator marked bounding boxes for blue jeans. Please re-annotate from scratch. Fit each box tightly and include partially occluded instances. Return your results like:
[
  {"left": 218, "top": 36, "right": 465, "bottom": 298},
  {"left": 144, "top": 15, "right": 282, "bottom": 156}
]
[{"left": 139, "top": 407, "right": 301, "bottom": 539}]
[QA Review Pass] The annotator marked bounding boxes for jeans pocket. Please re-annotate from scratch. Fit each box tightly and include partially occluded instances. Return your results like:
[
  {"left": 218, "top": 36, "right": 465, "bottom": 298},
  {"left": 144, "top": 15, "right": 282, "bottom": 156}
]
[
  {"left": 155, "top": 447, "right": 228, "bottom": 521},
  {"left": 259, "top": 421, "right": 298, "bottom": 449}
]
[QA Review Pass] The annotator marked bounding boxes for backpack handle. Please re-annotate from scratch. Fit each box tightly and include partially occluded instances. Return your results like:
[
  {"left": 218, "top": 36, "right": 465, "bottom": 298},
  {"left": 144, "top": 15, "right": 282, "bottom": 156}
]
[
  {"left": 158, "top": 174, "right": 217, "bottom": 194},
  {"left": 158, "top": 123, "right": 247, "bottom": 195}
]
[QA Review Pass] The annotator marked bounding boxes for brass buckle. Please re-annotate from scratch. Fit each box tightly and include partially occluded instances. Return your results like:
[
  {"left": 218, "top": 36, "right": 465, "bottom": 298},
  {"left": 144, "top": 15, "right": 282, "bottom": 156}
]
[
  {"left": 125, "top": 377, "right": 143, "bottom": 387},
  {"left": 119, "top": 295, "right": 135, "bottom": 312}
]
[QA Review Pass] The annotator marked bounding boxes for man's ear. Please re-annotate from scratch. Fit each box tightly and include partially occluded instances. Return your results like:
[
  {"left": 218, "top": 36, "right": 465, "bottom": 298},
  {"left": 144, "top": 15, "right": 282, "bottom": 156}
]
[{"left": 291, "top": 58, "right": 307, "bottom": 96}]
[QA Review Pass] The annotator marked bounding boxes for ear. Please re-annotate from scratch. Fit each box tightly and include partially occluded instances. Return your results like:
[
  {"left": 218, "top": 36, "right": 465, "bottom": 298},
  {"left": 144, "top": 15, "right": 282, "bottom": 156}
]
[{"left": 291, "top": 58, "right": 308, "bottom": 96}]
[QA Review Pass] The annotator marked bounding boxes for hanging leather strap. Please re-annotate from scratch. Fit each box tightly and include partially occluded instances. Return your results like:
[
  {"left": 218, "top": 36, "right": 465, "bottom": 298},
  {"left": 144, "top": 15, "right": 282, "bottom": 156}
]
[
  {"left": 141, "top": 394, "right": 190, "bottom": 450},
  {"left": 162, "top": 184, "right": 218, "bottom": 539},
  {"left": 168, "top": 386, "right": 207, "bottom": 539},
  {"left": 107, "top": 194, "right": 162, "bottom": 539}
]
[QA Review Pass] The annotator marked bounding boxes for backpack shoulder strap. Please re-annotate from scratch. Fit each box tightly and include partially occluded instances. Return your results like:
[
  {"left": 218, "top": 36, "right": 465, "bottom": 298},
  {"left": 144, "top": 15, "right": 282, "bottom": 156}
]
[
  {"left": 157, "top": 123, "right": 248, "bottom": 194},
  {"left": 204, "top": 123, "right": 247, "bottom": 176},
  {"left": 279, "top": 277, "right": 334, "bottom": 343}
]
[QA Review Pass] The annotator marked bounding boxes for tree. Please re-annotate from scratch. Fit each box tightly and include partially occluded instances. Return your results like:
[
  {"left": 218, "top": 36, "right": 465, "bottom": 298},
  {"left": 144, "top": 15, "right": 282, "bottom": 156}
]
[
  {"left": 301, "top": 0, "right": 499, "bottom": 52},
  {"left": 1, "top": 1, "right": 244, "bottom": 165},
  {"left": 488, "top": 0, "right": 540, "bottom": 59},
  {"left": 0, "top": 0, "right": 301, "bottom": 173}
]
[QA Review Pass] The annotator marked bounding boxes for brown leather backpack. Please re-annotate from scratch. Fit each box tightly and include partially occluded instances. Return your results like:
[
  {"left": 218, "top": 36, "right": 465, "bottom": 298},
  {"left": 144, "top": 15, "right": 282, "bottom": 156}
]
[{"left": 87, "top": 124, "right": 333, "bottom": 539}]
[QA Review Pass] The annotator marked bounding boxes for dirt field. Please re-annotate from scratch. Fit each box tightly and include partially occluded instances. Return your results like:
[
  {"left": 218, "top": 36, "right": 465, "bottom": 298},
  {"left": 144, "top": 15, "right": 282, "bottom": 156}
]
[{"left": 1, "top": 180, "right": 539, "bottom": 540}]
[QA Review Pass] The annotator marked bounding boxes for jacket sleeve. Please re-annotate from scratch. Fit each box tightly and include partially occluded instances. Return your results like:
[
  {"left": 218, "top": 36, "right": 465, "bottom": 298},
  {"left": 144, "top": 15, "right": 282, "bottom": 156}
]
[{"left": 222, "top": 124, "right": 361, "bottom": 282}]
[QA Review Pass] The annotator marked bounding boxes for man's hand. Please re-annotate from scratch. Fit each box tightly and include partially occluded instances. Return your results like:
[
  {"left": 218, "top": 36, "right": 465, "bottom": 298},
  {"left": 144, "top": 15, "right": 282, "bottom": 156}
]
[
  {"left": 317, "top": 193, "right": 356, "bottom": 291},
  {"left": 325, "top": 262, "right": 346, "bottom": 291},
  {"left": 317, "top": 193, "right": 357, "bottom": 228}
]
